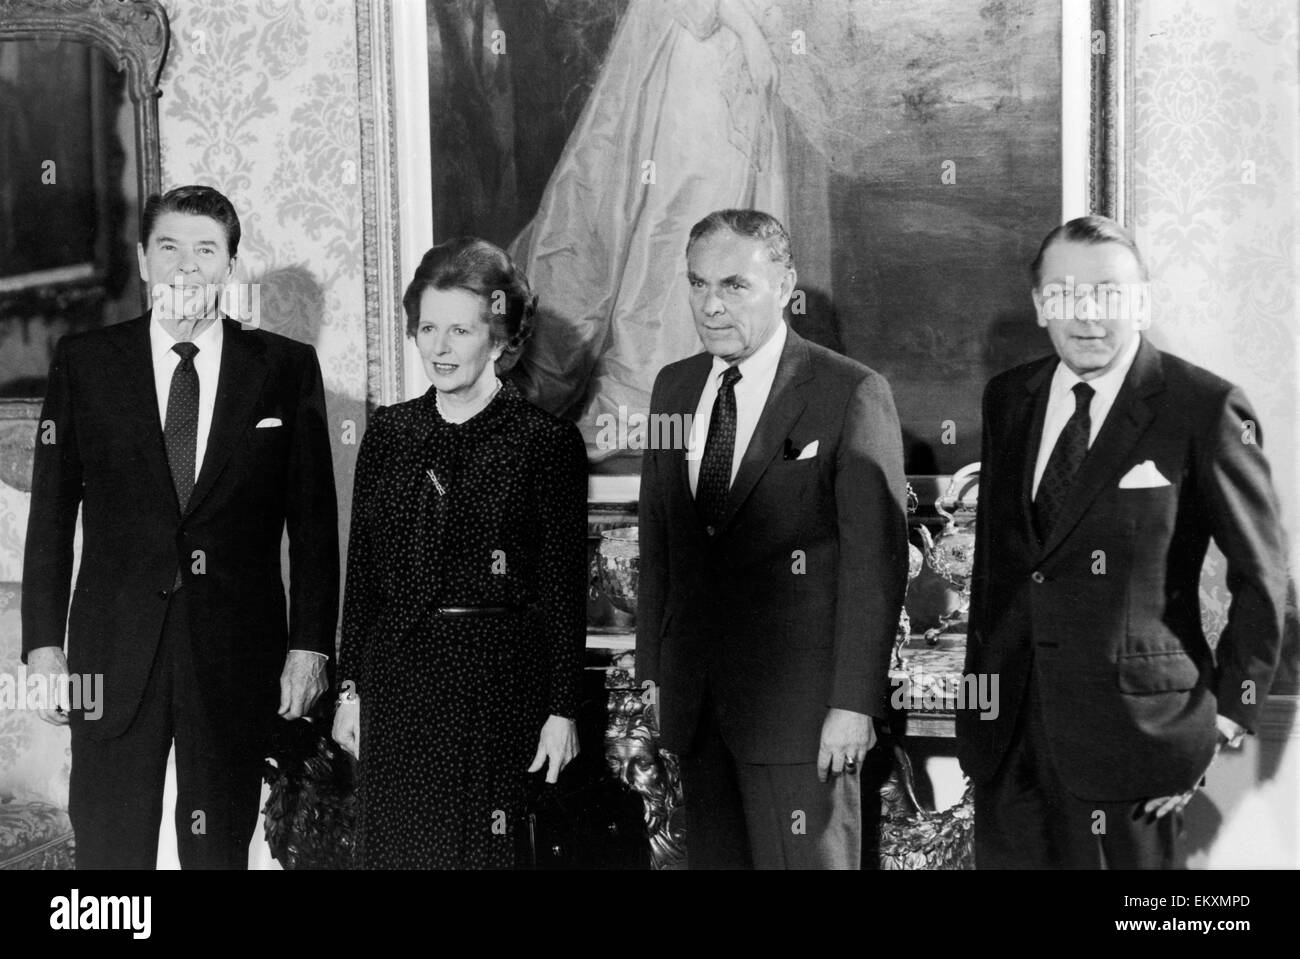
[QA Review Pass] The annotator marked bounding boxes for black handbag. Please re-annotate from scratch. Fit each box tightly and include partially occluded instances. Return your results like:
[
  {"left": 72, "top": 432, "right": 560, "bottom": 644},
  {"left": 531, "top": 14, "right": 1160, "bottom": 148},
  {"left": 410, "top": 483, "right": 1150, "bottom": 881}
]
[
  {"left": 517, "top": 757, "right": 650, "bottom": 870},
  {"left": 262, "top": 701, "right": 358, "bottom": 870}
]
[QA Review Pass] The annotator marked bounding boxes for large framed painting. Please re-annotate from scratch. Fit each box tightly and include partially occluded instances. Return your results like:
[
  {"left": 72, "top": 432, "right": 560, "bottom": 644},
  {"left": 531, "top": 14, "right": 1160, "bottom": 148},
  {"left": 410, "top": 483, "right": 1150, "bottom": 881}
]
[{"left": 358, "top": 0, "right": 1133, "bottom": 502}]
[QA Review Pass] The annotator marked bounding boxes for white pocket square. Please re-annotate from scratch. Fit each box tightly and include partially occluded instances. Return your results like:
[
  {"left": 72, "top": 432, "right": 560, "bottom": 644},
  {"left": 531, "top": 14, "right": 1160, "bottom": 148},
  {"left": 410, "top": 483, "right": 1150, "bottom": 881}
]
[
  {"left": 1118, "top": 460, "right": 1170, "bottom": 489},
  {"left": 796, "top": 440, "right": 819, "bottom": 461},
  {"left": 255, "top": 417, "right": 283, "bottom": 429}
]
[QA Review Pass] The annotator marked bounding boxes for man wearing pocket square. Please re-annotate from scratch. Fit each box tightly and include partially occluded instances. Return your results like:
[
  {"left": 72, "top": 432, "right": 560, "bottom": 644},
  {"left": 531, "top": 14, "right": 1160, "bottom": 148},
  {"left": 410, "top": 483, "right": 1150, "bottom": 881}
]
[
  {"left": 959, "top": 216, "right": 1287, "bottom": 868},
  {"left": 636, "top": 209, "right": 909, "bottom": 868},
  {"left": 22, "top": 185, "right": 339, "bottom": 868}
]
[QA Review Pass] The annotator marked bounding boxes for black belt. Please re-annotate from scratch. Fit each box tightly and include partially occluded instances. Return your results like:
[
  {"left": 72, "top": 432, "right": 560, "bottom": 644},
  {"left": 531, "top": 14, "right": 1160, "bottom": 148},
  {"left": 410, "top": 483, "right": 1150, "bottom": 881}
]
[{"left": 432, "top": 605, "right": 528, "bottom": 619}]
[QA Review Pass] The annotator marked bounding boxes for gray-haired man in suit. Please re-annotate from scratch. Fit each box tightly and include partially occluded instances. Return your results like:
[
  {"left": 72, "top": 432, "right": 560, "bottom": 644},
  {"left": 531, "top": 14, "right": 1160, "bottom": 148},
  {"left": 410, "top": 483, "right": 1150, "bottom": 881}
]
[{"left": 636, "top": 209, "right": 909, "bottom": 869}]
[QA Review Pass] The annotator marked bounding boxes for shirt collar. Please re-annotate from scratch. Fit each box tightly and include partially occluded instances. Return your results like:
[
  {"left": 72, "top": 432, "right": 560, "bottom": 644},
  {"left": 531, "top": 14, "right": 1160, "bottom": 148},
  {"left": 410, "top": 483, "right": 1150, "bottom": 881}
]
[
  {"left": 709, "top": 320, "right": 788, "bottom": 384},
  {"left": 1049, "top": 332, "right": 1142, "bottom": 405},
  {"left": 150, "top": 312, "right": 224, "bottom": 363}
]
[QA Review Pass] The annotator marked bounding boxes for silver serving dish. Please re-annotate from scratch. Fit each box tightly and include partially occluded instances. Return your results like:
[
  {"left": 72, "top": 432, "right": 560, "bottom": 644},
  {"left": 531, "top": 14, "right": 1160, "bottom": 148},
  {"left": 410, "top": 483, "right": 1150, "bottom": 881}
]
[
  {"left": 596, "top": 525, "right": 639, "bottom": 615},
  {"left": 916, "top": 462, "right": 980, "bottom": 643}
]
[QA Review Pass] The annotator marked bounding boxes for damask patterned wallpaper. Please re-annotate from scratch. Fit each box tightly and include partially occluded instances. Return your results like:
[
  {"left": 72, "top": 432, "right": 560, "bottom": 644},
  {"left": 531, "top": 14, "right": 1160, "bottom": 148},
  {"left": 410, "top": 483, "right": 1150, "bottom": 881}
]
[
  {"left": 1134, "top": 0, "right": 1299, "bottom": 572},
  {"left": 158, "top": 0, "right": 367, "bottom": 611}
]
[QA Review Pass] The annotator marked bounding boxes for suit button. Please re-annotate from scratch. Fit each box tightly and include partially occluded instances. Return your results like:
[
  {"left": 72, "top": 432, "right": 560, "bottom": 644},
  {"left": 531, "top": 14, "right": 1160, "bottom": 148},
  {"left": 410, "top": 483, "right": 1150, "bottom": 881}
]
[
  {"left": 1030, "top": 571, "right": 1045, "bottom": 584},
  {"left": 158, "top": 589, "right": 170, "bottom": 599},
  {"left": 706, "top": 525, "right": 716, "bottom": 536}
]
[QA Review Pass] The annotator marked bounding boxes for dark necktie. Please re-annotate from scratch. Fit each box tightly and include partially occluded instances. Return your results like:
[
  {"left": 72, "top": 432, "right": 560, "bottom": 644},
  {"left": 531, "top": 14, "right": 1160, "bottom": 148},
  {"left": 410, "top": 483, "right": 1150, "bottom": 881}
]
[
  {"left": 1033, "top": 380, "right": 1095, "bottom": 540},
  {"left": 696, "top": 365, "right": 743, "bottom": 532},
  {"left": 164, "top": 341, "right": 200, "bottom": 511}
]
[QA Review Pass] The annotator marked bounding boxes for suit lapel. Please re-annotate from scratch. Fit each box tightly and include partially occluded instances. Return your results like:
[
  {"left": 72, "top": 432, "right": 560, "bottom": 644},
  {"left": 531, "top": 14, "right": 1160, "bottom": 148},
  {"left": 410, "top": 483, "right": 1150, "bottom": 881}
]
[
  {"left": 185, "top": 318, "right": 268, "bottom": 517},
  {"left": 110, "top": 314, "right": 183, "bottom": 513},
  {"left": 1019, "top": 359, "right": 1055, "bottom": 543},
  {"left": 1037, "top": 338, "right": 1165, "bottom": 561},
  {"left": 672, "top": 353, "right": 713, "bottom": 515},
  {"left": 718, "top": 331, "right": 811, "bottom": 531}
]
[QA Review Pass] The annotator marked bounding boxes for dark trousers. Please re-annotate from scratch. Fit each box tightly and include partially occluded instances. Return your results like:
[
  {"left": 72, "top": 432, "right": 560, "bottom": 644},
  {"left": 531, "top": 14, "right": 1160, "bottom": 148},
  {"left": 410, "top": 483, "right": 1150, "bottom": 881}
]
[
  {"left": 68, "top": 587, "right": 264, "bottom": 869},
  {"left": 679, "top": 690, "right": 861, "bottom": 870},
  {"left": 974, "top": 664, "right": 1185, "bottom": 869}
]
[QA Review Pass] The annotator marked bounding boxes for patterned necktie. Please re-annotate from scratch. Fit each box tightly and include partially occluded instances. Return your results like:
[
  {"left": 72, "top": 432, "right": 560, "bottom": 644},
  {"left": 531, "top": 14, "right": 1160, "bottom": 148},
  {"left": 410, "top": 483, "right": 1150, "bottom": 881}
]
[
  {"left": 164, "top": 342, "right": 200, "bottom": 511},
  {"left": 1033, "top": 380, "right": 1095, "bottom": 540},
  {"left": 696, "top": 365, "right": 742, "bottom": 533}
]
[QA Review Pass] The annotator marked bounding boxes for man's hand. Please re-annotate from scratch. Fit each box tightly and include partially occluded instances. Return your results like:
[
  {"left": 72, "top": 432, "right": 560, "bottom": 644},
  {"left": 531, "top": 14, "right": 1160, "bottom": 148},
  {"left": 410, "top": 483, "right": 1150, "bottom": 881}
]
[
  {"left": 1141, "top": 725, "right": 1239, "bottom": 819},
  {"left": 1142, "top": 764, "right": 1212, "bottom": 820},
  {"left": 817, "top": 707, "right": 876, "bottom": 782},
  {"left": 528, "top": 714, "right": 579, "bottom": 784},
  {"left": 1214, "top": 714, "right": 1248, "bottom": 749},
  {"left": 27, "top": 646, "right": 70, "bottom": 726},
  {"left": 278, "top": 650, "right": 327, "bottom": 720}
]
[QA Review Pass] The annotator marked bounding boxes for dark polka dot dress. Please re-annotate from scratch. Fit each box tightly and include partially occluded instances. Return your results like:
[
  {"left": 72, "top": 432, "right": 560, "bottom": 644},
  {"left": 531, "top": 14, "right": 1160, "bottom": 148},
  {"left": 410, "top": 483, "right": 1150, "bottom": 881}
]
[{"left": 338, "top": 381, "right": 589, "bottom": 869}]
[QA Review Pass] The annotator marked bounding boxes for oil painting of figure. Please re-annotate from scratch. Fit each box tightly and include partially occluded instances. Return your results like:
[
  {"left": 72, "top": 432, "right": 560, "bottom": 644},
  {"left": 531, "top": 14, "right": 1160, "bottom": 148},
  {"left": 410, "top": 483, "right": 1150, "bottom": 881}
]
[{"left": 426, "top": 0, "right": 1061, "bottom": 473}]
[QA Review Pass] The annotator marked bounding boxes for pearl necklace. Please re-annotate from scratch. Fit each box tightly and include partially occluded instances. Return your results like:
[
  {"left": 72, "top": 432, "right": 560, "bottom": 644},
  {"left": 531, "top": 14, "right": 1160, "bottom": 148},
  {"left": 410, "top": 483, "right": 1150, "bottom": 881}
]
[{"left": 437, "top": 378, "right": 502, "bottom": 424}]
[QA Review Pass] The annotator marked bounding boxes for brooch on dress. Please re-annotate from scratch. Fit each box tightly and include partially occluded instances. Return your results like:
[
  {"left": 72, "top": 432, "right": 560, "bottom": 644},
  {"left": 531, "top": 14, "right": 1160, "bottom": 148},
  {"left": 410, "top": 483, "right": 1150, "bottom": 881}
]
[{"left": 425, "top": 468, "right": 447, "bottom": 496}]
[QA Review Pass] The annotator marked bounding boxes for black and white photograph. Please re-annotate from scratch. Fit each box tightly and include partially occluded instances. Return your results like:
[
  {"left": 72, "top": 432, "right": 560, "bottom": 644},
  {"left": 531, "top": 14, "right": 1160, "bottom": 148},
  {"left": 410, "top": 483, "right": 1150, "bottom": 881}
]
[{"left": 0, "top": 0, "right": 1297, "bottom": 935}]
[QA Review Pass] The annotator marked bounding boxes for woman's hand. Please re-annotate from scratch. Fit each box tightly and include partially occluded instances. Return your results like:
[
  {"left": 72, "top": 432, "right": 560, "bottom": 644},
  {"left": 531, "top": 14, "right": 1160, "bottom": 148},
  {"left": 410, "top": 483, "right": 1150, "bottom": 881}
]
[
  {"left": 719, "top": 0, "right": 777, "bottom": 95},
  {"left": 528, "top": 714, "right": 579, "bottom": 783},
  {"left": 332, "top": 697, "right": 361, "bottom": 760}
]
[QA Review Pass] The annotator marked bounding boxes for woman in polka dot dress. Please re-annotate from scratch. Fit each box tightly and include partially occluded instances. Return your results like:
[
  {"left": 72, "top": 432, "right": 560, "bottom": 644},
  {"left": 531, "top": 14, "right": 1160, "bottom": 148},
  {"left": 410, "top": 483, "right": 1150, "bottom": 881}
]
[{"left": 333, "top": 238, "right": 589, "bottom": 868}]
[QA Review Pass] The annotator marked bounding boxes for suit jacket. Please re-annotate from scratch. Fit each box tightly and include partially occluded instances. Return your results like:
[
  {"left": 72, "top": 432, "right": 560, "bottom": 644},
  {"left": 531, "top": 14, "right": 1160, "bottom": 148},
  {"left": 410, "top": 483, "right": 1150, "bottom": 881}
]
[
  {"left": 22, "top": 314, "right": 340, "bottom": 747},
  {"left": 636, "top": 329, "right": 908, "bottom": 764},
  {"left": 958, "top": 338, "right": 1287, "bottom": 801}
]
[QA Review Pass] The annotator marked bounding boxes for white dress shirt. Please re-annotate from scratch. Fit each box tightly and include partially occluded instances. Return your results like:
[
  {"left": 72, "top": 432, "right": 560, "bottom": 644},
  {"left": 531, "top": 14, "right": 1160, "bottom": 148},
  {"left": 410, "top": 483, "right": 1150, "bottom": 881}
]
[
  {"left": 688, "top": 320, "right": 788, "bottom": 495},
  {"left": 1031, "top": 333, "right": 1142, "bottom": 499},
  {"left": 150, "top": 314, "right": 223, "bottom": 484}
]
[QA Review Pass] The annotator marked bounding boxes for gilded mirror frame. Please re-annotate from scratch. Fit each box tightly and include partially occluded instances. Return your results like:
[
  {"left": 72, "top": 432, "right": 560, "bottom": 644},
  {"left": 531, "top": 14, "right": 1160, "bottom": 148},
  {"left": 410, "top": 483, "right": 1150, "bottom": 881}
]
[{"left": 0, "top": 0, "right": 170, "bottom": 431}]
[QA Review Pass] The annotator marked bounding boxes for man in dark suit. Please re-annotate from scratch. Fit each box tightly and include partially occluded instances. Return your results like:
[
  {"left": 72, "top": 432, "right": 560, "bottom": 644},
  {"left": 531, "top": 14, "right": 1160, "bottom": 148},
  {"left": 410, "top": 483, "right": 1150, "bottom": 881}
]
[
  {"left": 636, "top": 209, "right": 908, "bottom": 869},
  {"left": 959, "top": 215, "right": 1287, "bottom": 868},
  {"left": 22, "top": 185, "right": 339, "bottom": 869}
]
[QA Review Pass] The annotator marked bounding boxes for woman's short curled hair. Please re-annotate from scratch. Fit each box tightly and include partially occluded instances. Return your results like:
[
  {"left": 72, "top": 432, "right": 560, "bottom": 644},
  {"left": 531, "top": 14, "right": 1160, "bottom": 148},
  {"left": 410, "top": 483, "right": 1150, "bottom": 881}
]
[{"left": 402, "top": 237, "right": 535, "bottom": 372}]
